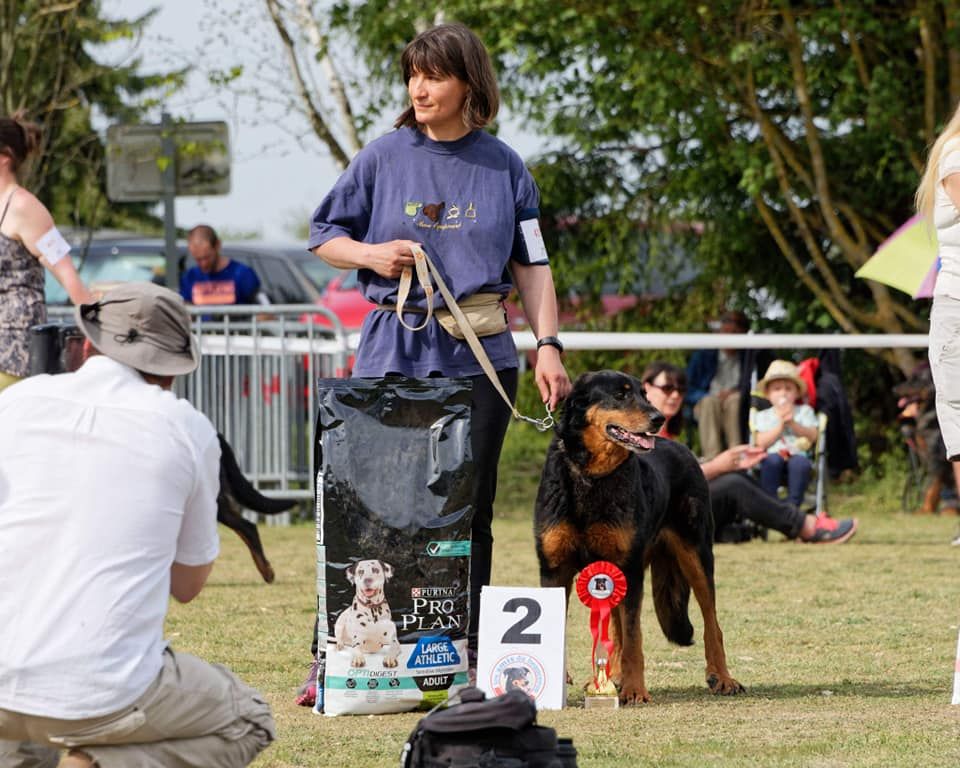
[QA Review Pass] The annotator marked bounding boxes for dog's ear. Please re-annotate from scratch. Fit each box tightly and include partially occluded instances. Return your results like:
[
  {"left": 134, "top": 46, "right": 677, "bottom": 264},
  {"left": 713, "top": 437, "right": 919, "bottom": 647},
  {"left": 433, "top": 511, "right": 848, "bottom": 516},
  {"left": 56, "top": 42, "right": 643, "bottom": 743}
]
[
  {"left": 345, "top": 563, "right": 356, "bottom": 584},
  {"left": 557, "top": 373, "right": 593, "bottom": 436},
  {"left": 380, "top": 561, "right": 394, "bottom": 581}
]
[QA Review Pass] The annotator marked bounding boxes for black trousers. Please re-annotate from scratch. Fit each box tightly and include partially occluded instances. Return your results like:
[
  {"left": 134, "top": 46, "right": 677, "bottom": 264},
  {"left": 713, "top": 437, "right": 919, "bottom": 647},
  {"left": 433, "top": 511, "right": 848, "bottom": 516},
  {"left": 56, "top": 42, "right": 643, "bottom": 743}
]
[
  {"left": 465, "top": 369, "right": 518, "bottom": 650},
  {"left": 311, "top": 369, "right": 518, "bottom": 656},
  {"left": 709, "top": 471, "right": 805, "bottom": 539}
]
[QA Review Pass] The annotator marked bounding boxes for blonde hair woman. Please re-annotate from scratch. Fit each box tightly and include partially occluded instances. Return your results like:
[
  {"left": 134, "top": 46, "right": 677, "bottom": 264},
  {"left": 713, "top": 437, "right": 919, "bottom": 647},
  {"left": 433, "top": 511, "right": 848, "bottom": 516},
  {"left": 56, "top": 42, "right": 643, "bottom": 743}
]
[
  {"left": 916, "top": 108, "right": 960, "bottom": 470},
  {"left": 916, "top": 106, "right": 960, "bottom": 703}
]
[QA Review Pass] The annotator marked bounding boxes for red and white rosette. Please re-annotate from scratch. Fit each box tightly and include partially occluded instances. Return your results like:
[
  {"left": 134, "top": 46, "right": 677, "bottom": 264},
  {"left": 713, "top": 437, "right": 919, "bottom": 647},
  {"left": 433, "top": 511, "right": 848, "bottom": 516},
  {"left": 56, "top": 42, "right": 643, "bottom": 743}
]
[{"left": 575, "top": 561, "right": 627, "bottom": 688}]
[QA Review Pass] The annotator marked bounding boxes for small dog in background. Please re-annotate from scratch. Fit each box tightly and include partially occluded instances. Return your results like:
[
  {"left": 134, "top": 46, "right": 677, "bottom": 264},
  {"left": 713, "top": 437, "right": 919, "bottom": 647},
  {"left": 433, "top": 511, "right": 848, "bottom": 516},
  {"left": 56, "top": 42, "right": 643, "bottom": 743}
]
[
  {"left": 893, "top": 365, "right": 957, "bottom": 515},
  {"left": 217, "top": 433, "right": 297, "bottom": 582}
]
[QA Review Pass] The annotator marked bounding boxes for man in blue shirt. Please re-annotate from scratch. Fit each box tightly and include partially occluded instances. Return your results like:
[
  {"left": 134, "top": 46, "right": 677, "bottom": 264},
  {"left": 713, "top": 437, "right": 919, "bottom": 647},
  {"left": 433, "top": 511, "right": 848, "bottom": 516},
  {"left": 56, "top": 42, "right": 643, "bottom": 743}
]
[{"left": 180, "top": 225, "right": 261, "bottom": 306}]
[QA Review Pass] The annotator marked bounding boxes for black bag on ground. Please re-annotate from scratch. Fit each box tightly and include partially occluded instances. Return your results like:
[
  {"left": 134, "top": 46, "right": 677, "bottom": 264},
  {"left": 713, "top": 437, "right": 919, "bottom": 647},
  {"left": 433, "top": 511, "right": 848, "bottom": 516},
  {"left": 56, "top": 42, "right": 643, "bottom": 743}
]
[{"left": 401, "top": 687, "right": 578, "bottom": 768}]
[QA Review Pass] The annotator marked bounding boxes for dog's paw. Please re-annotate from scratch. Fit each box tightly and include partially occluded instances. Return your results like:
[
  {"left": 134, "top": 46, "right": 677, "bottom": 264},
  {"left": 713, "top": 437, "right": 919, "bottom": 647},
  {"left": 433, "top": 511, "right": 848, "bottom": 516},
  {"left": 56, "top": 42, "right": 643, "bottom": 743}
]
[
  {"left": 351, "top": 654, "right": 366, "bottom": 667},
  {"left": 618, "top": 684, "right": 651, "bottom": 705},
  {"left": 707, "top": 673, "right": 746, "bottom": 695},
  {"left": 382, "top": 656, "right": 399, "bottom": 668}
]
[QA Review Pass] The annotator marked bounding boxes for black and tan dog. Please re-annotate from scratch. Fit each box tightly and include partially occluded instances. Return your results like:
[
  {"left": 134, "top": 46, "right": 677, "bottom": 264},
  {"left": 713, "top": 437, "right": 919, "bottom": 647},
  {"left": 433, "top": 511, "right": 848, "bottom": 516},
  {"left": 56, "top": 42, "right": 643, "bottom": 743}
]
[
  {"left": 534, "top": 370, "right": 744, "bottom": 704},
  {"left": 893, "top": 364, "right": 956, "bottom": 514},
  {"left": 217, "top": 433, "right": 297, "bottom": 583}
]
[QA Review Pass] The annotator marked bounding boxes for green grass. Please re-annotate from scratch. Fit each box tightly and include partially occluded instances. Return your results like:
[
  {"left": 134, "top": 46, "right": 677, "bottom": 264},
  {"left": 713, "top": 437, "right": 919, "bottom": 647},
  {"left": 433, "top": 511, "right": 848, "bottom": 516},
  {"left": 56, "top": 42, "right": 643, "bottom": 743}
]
[{"left": 167, "top": 427, "right": 960, "bottom": 767}]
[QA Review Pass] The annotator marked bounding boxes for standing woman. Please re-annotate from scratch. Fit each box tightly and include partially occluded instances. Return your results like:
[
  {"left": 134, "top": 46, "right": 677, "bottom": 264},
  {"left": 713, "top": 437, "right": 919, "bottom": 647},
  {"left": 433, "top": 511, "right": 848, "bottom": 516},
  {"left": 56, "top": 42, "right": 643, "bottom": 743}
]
[
  {"left": 0, "top": 112, "right": 93, "bottom": 391},
  {"left": 916, "top": 104, "right": 960, "bottom": 703},
  {"left": 308, "top": 23, "right": 571, "bottom": 660},
  {"left": 916, "top": 109, "right": 960, "bottom": 495}
]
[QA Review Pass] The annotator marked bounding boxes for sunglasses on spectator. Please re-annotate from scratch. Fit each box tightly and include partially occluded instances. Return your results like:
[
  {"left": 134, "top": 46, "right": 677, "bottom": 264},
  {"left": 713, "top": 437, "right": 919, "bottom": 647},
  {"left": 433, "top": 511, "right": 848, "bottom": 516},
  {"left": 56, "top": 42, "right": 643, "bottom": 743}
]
[{"left": 646, "top": 382, "right": 686, "bottom": 396}]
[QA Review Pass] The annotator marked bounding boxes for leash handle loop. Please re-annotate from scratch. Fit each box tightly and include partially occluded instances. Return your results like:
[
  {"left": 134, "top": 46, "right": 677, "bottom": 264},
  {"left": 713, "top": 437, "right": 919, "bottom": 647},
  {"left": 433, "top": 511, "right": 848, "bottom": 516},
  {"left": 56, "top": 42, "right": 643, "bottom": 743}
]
[{"left": 396, "top": 248, "right": 435, "bottom": 332}]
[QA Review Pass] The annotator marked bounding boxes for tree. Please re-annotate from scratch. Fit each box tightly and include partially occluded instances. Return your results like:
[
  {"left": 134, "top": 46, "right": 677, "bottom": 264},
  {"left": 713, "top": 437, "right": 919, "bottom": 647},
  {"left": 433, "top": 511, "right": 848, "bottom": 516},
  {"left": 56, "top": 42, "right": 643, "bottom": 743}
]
[
  {"left": 0, "top": 0, "right": 180, "bottom": 230},
  {"left": 198, "top": 0, "right": 402, "bottom": 179},
  {"left": 326, "top": 0, "right": 954, "bottom": 374}
]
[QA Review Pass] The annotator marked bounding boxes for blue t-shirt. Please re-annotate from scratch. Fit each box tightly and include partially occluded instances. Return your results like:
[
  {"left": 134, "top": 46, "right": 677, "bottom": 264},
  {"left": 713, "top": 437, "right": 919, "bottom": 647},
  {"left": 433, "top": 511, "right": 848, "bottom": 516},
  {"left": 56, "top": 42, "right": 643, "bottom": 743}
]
[
  {"left": 308, "top": 127, "right": 546, "bottom": 378},
  {"left": 180, "top": 260, "right": 261, "bottom": 305}
]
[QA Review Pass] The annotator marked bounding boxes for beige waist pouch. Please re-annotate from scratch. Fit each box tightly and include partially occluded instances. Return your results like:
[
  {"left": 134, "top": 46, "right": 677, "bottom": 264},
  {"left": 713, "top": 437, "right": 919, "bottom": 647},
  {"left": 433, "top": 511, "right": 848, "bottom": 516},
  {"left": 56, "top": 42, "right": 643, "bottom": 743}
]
[
  {"left": 379, "top": 292, "right": 507, "bottom": 340},
  {"left": 435, "top": 293, "right": 508, "bottom": 339}
]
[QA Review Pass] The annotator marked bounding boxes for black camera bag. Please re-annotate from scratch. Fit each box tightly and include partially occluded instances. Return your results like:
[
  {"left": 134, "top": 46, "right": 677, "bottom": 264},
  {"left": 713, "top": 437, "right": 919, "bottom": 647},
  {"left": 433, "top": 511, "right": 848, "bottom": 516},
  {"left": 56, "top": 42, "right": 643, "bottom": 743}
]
[{"left": 400, "top": 687, "right": 577, "bottom": 768}]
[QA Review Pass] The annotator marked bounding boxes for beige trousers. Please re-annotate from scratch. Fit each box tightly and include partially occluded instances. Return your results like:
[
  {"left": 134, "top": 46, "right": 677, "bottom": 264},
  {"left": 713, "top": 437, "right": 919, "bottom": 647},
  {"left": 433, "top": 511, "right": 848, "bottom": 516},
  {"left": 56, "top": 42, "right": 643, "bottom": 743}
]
[
  {"left": 0, "top": 371, "right": 21, "bottom": 394},
  {"left": 0, "top": 648, "right": 274, "bottom": 768},
  {"left": 694, "top": 392, "right": 742, "bottom": 460},
  {"left": 930, "top": 296, "right": 960, "bottom": 459}
]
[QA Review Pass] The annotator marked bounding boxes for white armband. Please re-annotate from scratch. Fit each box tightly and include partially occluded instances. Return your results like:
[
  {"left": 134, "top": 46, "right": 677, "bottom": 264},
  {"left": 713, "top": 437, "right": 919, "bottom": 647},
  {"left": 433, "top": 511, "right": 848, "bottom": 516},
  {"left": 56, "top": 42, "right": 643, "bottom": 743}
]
[
  {"left": 35, "top": 226, "right": 71, "bottom": 267},
  {"left": 519, "top": 218, "right": 550, "bottom": 264}
]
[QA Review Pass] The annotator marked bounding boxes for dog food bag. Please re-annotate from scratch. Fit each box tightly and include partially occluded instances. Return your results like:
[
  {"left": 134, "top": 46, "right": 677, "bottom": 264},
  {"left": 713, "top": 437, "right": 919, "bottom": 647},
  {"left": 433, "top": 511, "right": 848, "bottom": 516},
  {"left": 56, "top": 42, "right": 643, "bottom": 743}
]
[{"left": 315, "top": 377, "right": 475, "bottom": 716}]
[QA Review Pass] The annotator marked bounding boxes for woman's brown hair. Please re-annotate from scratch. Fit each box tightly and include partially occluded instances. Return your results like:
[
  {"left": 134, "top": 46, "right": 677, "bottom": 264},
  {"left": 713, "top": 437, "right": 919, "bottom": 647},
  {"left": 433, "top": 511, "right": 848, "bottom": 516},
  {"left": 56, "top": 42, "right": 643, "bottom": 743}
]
[
  {"left": 394, "top": 23, "right": 499, "bottom": 132},
  {"left": 0, "top": 110, "right": 41, "bottom": 173}
]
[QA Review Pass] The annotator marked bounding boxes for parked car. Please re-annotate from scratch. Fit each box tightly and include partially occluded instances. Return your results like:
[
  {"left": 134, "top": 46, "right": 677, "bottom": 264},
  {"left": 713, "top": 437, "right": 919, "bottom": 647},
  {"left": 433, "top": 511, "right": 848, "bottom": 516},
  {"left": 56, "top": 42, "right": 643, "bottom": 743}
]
[
  {"left": 45, "top": 237, "right": 322, "bottom": 307},
  {"left": 314, "top": 270, "right": 376, "bottom": 330}
]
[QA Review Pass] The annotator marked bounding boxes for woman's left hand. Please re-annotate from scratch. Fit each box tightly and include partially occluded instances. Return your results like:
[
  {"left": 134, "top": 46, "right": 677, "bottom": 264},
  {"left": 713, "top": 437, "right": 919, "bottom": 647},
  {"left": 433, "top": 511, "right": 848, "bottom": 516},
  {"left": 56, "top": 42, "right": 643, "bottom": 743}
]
[
  {"left": 723, "top": 444, "right": 766, "bottom": 472},
  {"left": 534, "top": 347, "right": 571, "bottom": 412}
]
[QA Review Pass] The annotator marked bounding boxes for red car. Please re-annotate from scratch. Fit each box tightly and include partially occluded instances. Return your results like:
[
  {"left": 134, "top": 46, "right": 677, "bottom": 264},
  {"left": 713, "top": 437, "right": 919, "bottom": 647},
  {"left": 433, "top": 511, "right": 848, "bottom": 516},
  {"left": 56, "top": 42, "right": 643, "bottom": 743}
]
[{"left": 315, "top": 271, "right": 376, "bottom": 330}]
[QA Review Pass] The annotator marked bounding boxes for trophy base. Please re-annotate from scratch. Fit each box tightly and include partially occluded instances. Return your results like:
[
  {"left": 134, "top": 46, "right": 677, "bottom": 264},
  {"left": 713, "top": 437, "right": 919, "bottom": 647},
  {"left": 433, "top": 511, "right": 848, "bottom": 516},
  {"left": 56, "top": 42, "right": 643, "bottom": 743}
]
[{"left": 584, "top": 695, "right": 619, "bottom": 710}]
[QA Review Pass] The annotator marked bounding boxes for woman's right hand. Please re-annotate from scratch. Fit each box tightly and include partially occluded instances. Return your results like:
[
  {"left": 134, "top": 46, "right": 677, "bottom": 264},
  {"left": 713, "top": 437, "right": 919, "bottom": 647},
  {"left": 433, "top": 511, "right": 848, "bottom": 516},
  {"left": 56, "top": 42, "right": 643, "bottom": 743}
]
[
  {"left": 364, "top": 240, "right": 420, "bottom": 279},
  {"left": 313, "top": 237, "right": 419, "bottom": 278}
]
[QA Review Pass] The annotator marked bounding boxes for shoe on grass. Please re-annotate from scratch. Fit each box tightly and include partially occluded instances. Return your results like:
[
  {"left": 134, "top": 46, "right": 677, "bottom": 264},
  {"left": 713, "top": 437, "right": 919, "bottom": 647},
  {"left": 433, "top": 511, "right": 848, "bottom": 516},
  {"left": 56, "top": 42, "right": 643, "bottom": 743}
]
[
  {"left": 802, "top": 515, "right": 858, "bottom": 544},
  {"left": 295, "top": 659, "right": 321, "bottom": 707}
]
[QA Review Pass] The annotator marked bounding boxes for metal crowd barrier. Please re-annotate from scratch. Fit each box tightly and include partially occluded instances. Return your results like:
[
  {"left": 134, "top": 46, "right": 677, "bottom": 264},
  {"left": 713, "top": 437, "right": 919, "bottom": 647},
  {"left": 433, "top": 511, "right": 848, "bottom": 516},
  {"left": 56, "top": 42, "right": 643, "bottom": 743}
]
[
  {"left": 47, "top": 304, "right": 355, "bottom": 507},
  {"left": 42, "top": 302, "right": 929, "bottom": 513}
]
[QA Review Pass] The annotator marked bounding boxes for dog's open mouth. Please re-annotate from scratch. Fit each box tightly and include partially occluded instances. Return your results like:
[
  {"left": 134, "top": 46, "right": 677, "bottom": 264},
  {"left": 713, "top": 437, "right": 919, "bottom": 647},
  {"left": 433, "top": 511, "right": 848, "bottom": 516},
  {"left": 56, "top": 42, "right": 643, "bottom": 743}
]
[{"left": 606, "top": 424, "right": 656, "bottom": 452}]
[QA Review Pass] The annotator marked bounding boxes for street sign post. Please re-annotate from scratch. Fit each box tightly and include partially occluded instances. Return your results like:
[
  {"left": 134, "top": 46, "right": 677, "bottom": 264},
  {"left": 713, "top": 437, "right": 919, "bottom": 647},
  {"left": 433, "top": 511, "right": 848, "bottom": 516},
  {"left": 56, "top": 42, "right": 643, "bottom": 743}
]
[
  {"left": 106, "top": 120, "right": 230, "bottom": 201},
  {"left": 106, "top": 117, "right": 231, "bottom": 290}
]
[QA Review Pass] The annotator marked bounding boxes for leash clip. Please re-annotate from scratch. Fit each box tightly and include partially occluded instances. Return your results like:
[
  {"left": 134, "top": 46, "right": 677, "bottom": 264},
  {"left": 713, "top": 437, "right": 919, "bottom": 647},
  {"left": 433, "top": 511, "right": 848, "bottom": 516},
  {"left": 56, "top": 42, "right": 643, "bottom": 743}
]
[{"left": 517, "top": 404, "right": 555, "bottom": 432}]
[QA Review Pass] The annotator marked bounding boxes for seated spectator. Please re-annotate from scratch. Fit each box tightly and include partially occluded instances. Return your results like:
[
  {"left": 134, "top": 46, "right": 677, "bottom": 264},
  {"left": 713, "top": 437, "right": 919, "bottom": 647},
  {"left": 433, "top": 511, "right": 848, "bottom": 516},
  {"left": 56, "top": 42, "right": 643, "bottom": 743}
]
[
  {"left": 641, "top": 361, "right": 857, "bottom": 544},
  {"left": 180, "top": 224, "right": 262, "bottom": 306},
  {"left": 754, "top": 359, "right": 819, "bottom": 508},
  {"left": 686, "top": 310, "right": 750, "bottom": 460}
]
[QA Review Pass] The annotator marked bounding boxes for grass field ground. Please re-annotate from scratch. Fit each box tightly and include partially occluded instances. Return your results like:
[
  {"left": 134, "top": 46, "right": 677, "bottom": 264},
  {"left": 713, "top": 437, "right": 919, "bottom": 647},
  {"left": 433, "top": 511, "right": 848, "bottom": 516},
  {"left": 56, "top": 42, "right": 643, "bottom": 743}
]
[{"left": 166, "top": 433, "right": 960, "bottom": 767}]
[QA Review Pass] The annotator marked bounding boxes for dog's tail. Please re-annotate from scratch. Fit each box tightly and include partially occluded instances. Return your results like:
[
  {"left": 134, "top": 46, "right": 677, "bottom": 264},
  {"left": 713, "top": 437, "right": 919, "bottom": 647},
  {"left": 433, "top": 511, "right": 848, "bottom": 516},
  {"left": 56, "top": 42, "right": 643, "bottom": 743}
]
[
  {"left": 649, "top": 541, "right": 694, "bottom": 646},
  {"left": 218, "top": 433, "right": 297, "bottom": 515}
]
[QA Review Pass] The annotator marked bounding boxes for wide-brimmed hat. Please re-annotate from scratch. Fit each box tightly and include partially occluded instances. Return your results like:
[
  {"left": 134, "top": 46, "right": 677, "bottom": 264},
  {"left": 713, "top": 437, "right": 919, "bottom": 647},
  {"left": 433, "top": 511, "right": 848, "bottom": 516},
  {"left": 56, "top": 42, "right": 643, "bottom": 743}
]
[
  {"left": 75, "top": 282, "right": 200, "bottom": 376},
  {"left": 758, "top": 359, "right": 806, "bottom": 397}
]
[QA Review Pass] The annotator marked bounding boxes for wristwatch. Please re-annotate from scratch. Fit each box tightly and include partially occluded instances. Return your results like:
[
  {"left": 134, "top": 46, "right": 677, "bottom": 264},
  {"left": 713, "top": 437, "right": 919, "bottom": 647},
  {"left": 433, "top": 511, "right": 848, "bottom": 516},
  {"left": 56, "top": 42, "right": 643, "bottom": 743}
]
[{"left": 536, "top": 336, "right": 564, "bottom": 354}]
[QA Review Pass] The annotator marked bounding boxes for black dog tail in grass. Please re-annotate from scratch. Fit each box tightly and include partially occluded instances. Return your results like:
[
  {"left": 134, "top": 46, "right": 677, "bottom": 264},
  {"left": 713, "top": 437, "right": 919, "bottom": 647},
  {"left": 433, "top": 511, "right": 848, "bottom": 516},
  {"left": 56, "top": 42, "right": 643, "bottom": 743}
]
[
  {"left": 217, "top": 433, "right": 296, "bottom": 515},
  {"left": 649, "top": 542, "right": 695, "bottom": 646}
]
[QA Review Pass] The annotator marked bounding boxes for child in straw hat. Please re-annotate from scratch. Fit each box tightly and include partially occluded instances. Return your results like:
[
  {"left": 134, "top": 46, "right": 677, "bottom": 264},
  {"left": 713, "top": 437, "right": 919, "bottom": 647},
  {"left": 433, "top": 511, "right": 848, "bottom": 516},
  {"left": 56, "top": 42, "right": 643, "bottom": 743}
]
[{"left": 753, "top": 359, "right": 820, "bottom": 507}]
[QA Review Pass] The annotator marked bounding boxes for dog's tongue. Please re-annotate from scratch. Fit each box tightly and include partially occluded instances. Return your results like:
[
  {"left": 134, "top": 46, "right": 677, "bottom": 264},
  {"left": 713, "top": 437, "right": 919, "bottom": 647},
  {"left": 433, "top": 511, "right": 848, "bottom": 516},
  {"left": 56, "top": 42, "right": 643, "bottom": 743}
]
[
  {"left": 609, "top": 425, "right": 655, "bottom": 450},
  {"left": 633, "top": 433, "right": 655, "bottom": 450}
]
